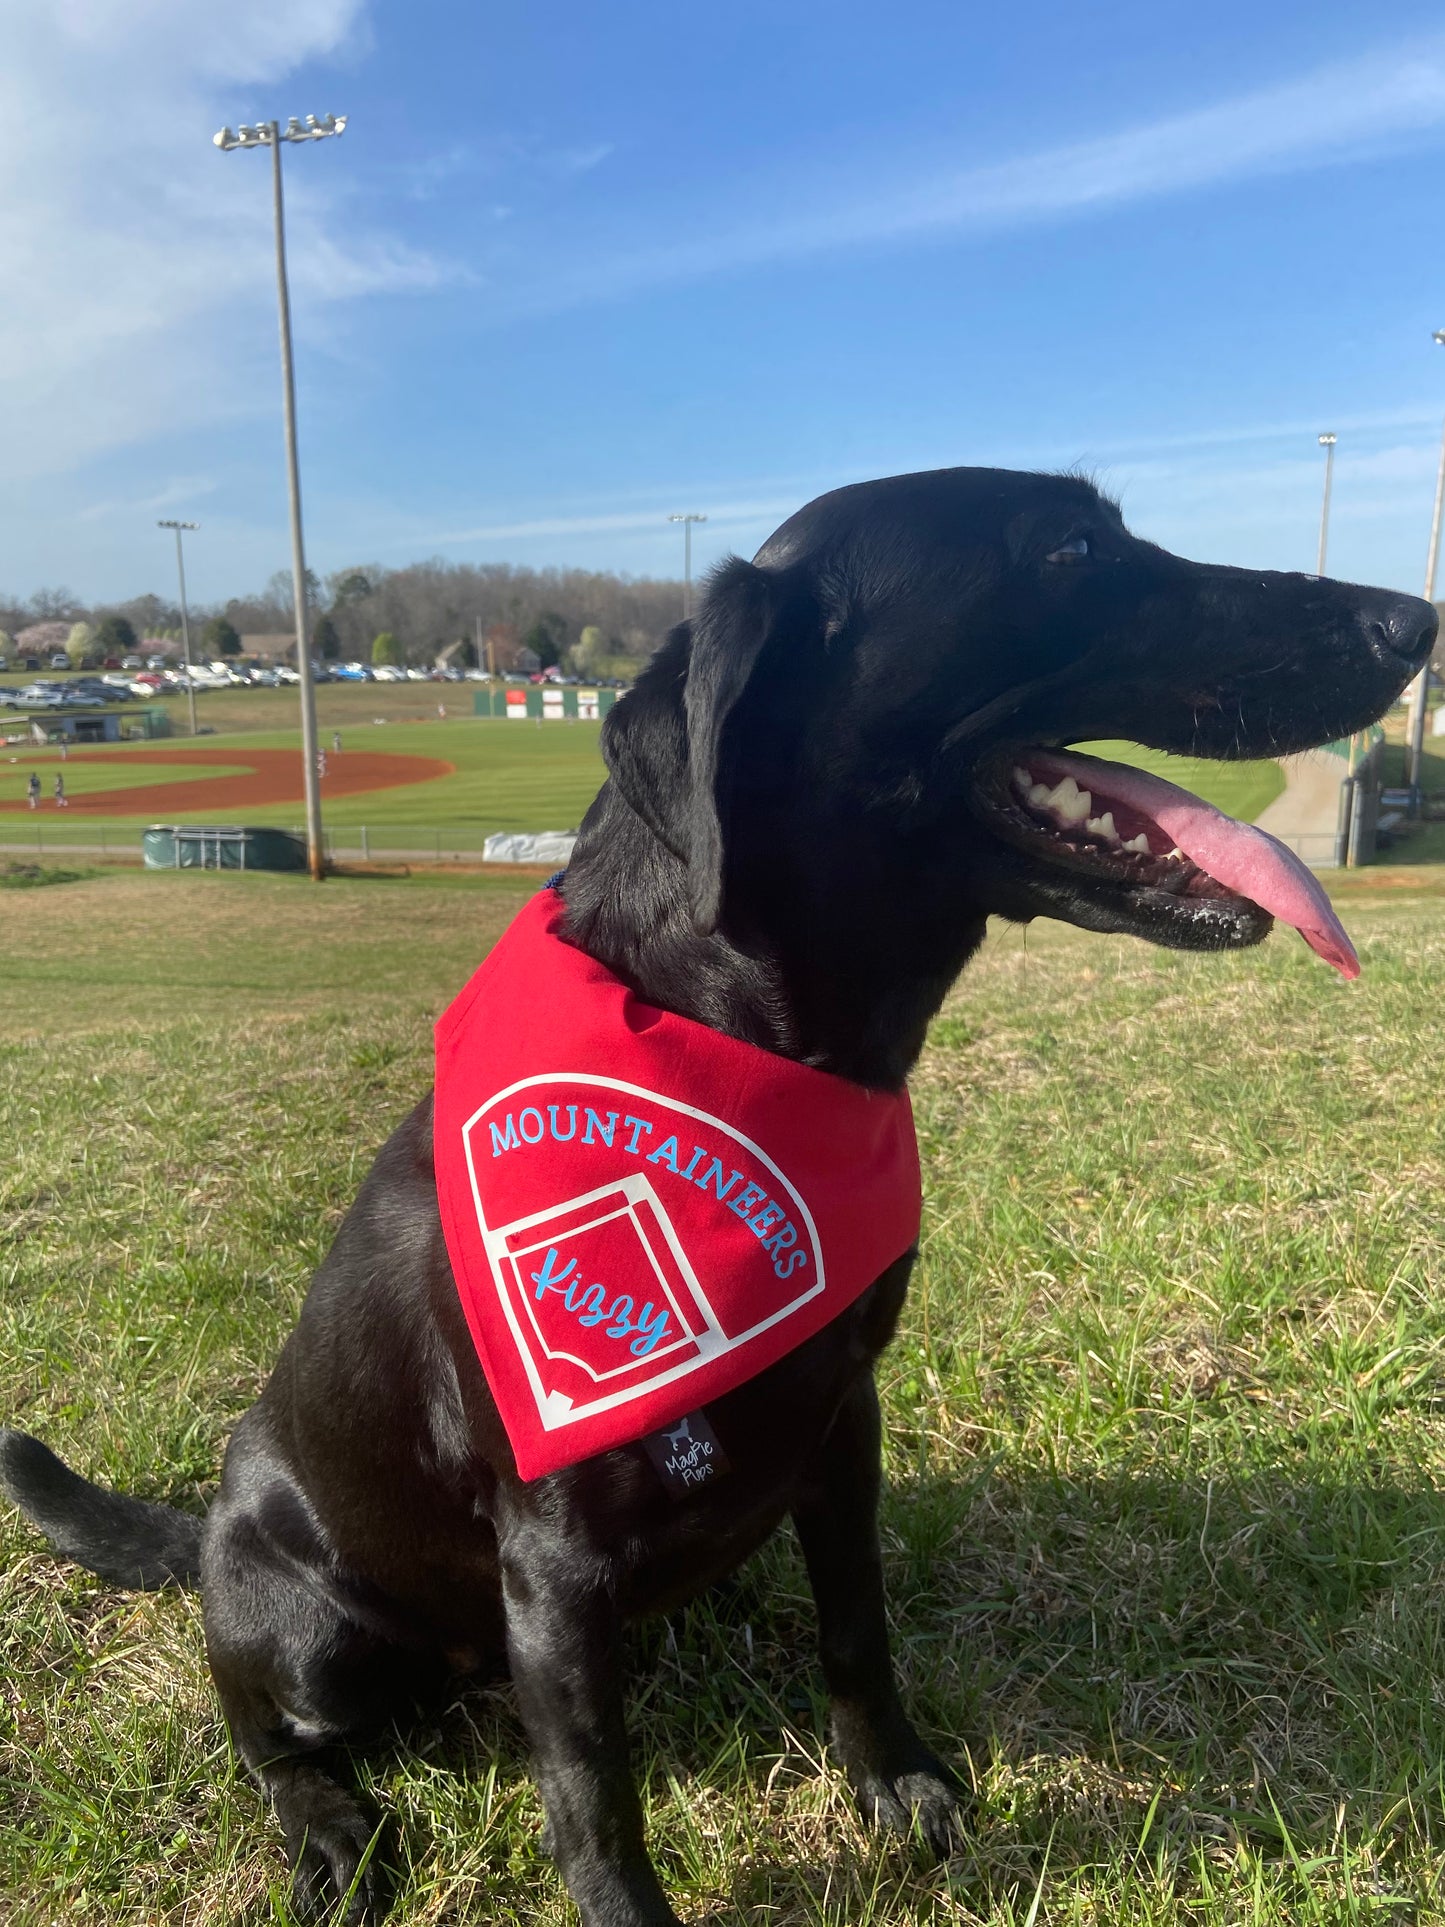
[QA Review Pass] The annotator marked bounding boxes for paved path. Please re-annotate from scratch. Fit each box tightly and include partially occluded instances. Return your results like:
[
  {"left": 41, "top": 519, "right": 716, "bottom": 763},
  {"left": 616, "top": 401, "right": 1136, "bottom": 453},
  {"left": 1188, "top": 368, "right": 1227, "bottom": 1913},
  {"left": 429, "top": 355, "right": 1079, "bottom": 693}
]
[{"left": 1254, "top": 750, "right": 1343, "bottom": 868}]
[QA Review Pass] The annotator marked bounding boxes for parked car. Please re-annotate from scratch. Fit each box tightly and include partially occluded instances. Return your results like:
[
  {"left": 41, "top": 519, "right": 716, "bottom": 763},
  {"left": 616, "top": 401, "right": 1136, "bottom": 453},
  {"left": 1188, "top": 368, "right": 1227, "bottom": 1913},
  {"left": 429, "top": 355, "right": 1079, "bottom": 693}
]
[
  {"left": 121, "top": 655, "right": 144, "bottom": 670},
  {"left": 48, "top": 653, "right": 71, "bottom": 670}
]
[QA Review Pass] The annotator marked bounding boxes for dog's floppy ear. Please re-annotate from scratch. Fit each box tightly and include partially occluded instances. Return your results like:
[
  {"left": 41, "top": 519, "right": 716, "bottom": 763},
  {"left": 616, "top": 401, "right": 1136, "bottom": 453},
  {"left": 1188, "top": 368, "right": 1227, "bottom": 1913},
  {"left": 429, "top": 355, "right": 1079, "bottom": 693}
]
[
  {"left": 601, "top": 559, "right": 807, "bottom": 931},
  {"left": 684, "top": 557, "right": 785, "bottom": 935},
  {"left": 599, "top": 629, "right": 691, "bottom": 858}
]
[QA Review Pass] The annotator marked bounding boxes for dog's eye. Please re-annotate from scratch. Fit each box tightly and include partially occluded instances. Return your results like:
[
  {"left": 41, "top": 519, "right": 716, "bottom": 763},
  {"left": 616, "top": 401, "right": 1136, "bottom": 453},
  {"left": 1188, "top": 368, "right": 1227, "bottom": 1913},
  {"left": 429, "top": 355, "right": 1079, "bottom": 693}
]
[{"left": 1046, "top": 536, "right": 1091, "bottom": 564}]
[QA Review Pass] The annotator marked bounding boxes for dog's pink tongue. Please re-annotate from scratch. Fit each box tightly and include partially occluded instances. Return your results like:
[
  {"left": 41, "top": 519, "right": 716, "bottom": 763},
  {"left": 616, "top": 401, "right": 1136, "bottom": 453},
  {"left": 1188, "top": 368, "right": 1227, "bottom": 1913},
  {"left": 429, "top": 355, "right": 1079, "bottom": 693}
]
[{"left": 1033, "top": 749, "right": 1360, "bottom": 980}]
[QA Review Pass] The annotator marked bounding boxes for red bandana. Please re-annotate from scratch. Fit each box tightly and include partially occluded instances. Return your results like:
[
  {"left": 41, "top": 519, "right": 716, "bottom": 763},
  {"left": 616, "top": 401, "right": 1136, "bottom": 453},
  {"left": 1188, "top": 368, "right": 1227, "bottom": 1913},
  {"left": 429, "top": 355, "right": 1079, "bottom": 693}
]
[{"left": 434, "top": 890, "right": 921, "bottom": 1481}]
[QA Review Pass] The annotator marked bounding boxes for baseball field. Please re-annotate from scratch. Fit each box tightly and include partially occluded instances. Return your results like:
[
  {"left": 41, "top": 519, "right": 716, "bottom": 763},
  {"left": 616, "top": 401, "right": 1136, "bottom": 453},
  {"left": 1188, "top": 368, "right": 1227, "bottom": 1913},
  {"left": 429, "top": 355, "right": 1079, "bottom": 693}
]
[{"left": 0, "top": 683, "right": 1290, "bottom": 855}]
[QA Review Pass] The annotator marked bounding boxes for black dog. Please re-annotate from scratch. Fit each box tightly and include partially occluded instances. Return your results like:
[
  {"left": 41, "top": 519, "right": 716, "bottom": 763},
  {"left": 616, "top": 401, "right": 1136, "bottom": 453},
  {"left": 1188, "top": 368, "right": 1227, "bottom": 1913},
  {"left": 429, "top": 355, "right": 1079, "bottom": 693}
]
[{"left": 2, "top": 468, "right": 1434, "bottom": 1924}]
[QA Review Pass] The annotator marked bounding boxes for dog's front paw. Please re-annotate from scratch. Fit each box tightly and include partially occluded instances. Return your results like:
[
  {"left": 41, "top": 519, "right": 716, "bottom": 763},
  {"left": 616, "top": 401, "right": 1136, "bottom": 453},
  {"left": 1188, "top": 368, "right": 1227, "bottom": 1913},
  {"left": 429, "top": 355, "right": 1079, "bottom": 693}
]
[
  {"left": 850, "top": 1756, "right": 970, "bottom": 1859},
  {"left": 285, "top": 1801, "right": 385, "bottom": 1924}
]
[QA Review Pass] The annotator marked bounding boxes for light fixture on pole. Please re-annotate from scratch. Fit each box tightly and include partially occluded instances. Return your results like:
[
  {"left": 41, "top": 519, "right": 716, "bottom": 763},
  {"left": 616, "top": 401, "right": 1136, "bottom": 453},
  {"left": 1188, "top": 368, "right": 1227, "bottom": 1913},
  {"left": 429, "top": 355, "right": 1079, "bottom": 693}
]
[
  {"left": 1316, "top": 433, "right": 1337, "bottom": 576},
  {"left": 667, "top": 513, "right": 707, "bottom": 622},
  {"left": 213, "top": 113, "right": 348, "bottom": 880},
  {"left": 157, "top": 520, "right": 200, "bottom": 738},
  {"left": 1406, "top": 329, "right": 1445, "bottom": 804}
]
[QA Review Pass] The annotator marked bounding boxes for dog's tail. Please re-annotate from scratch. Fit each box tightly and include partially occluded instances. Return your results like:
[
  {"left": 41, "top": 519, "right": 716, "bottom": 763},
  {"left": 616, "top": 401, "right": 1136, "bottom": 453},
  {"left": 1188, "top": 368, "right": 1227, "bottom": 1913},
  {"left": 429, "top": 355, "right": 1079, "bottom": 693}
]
[{"left": 0, "top": 1430, "right": 203, "bottom": 1590}]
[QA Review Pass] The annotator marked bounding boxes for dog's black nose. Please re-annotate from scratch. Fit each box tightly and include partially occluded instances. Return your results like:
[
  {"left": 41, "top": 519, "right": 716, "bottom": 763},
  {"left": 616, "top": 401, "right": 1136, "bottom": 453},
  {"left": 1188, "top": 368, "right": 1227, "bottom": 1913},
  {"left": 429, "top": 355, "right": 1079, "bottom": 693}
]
[{"left": 1363, "top": 594, "right": 1437, "bottom": 670}]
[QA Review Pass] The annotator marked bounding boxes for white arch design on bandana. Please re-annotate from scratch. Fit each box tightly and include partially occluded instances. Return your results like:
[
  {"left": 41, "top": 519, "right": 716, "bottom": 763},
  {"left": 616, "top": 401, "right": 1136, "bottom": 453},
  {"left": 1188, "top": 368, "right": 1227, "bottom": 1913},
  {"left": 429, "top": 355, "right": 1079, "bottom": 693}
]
[{"left": 460, "top": 1071, "right": 827, "bottom": 1433}]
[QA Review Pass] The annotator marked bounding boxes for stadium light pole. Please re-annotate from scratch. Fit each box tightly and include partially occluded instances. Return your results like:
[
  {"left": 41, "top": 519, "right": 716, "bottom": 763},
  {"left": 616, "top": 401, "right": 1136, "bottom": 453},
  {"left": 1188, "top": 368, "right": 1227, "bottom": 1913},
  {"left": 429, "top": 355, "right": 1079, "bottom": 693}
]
[
  {"left": 668, "top": 513, "right": 707, "bottom": 622},
  {"left": 213, "top": 115, "right": 347, "bottom": 880},
  {"left": 1316, "top": 433, "right": 1336, "bottom": 576},
  {"left": 1406, "top": 330, "right": 1445, "bottom": 802},
  {"left": 157, "top": 520, "right": 200, "bottom": 738}
]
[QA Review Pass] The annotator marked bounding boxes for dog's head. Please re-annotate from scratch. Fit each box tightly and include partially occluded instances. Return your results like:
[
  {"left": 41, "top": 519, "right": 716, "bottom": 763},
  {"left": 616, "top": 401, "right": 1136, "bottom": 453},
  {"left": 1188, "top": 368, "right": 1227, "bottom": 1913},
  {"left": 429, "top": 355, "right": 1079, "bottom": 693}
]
[{"left": 598, "top": 467, "right": 1433, "bottom": 997}]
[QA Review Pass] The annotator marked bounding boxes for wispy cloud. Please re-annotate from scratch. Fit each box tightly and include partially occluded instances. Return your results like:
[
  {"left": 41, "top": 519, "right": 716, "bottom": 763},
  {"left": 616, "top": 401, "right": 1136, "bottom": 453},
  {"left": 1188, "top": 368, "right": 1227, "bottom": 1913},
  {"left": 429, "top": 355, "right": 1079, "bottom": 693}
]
[
  {"left": 398, "top": 411, "right": 1445, "bottom": 591},
  {"left": 548, "top": 141, "right": 614, "bottom": 178},
  {"left": 429, "top": 496, "right": 798, "bottom": 547},
  {"left": 76, "top": 476, "right": 220, "bottom": 524},
  {"left": 0, "top": 0, "right": 459, "bottom": 480},
  {"left": 501, "top": 35, "right": 1445, "bottom": 314}
]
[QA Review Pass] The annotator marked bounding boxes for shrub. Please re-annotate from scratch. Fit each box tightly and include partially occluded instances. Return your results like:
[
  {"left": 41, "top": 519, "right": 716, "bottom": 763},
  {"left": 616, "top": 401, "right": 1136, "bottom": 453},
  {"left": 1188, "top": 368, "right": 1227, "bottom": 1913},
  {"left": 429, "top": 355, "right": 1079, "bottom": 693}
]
[
  {"left": 93, "top": 614, "right": 137, "bottom": 658},
  {"left": 201, "top": 617, "right": 243, "bottom": 657}
]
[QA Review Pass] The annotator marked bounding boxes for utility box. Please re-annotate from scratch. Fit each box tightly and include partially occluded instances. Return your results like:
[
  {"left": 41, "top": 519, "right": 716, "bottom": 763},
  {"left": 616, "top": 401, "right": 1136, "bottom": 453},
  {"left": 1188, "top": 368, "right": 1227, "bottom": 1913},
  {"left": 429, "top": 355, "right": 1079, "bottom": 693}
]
[{"left": 142, "top": 825, "right": 308, "bottom": 871}]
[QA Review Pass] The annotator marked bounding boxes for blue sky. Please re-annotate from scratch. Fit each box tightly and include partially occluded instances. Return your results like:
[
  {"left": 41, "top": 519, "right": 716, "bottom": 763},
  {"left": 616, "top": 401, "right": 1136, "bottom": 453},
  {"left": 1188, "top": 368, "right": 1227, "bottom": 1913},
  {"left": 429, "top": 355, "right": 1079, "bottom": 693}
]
[{"left": 7, "top": 0, "right": 1445, "bottom": 606}]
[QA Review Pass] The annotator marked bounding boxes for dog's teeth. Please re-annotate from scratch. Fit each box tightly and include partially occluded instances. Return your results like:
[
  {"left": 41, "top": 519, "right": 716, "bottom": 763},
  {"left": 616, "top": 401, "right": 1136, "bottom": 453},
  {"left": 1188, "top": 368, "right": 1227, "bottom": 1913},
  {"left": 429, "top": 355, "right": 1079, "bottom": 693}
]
[
  {"left": 1047, "top": 778, "right": 1092, "bottom": 826},
  {"left": 1028, "top": 782, "right": 1052, "bottom": 808},
  {"left": 1013, "top": 766, "right": 1033, "bottom": 794},
  {"left": 1085, "top": 811, "right": 1119, "bottom": 843},
  {"left": 1122, "top": 833, "right": 1151, "bottom": 854},
  {"left": 1167, "top": 846, "right": 1183, "bottom": 861}
]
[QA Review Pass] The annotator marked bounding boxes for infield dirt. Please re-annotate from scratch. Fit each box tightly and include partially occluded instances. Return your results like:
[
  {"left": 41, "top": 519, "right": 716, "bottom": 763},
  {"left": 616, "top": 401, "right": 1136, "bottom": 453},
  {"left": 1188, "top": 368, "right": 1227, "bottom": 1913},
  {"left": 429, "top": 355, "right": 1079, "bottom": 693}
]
[{"left": 0, "top": 746, "right": 452, "bottom": 815}]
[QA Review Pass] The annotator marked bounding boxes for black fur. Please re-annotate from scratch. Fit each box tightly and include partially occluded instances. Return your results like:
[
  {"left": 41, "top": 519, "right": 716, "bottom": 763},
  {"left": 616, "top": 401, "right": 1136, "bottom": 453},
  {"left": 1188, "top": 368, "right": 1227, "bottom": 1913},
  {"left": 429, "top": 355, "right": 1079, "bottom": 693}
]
[
  {"left": 0, "top": 1430, "right": 202, "bottom": 1588},
  {"left": 2, "top": 468, "right": 1434, "bottom": 1924}
]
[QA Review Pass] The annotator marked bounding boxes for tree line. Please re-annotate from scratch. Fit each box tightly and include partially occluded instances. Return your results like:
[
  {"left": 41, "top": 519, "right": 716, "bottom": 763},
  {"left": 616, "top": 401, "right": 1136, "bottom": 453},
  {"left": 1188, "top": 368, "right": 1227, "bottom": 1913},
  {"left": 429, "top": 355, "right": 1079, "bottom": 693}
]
[{"left": 1, "top": 559, "right": 691, "bottom": 678}]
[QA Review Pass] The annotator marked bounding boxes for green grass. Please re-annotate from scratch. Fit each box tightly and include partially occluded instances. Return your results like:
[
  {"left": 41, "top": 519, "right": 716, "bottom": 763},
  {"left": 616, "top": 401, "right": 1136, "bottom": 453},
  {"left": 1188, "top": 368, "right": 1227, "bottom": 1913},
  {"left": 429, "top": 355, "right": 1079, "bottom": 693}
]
[
  {"left": 0, "top": 718, "right": 608, "bottom": 840},
  {"left": 1, "top": 700, "right": 1287, "bottom": 848},
  {"left": 1377, "top": 727, "right": 1445, "bottom": 865},
  {"left": 1077, "top": 742, "right": 1285, "bottom": 825},
  {"left": 0, "top": 756, "right": 253, "bottom": 801},
  {"left": 4, "top": 867, "right": 1445, "bottom": 1922}
]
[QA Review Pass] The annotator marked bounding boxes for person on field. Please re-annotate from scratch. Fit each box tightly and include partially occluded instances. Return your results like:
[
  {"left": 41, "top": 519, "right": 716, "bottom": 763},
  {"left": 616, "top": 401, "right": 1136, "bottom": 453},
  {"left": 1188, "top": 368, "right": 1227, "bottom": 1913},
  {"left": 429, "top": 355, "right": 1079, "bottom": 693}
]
[
  {"left": 27, "top": 772, "right": 39, "bottom": 809},
  {"left": 53, "top": 774, "right": 67, "bottom": 808},
  {"left": 316, "top": 750, "right": 328, "bottom": 778},
  {"left": 332, "top": 731, "right": 342, "bottom": 754}
]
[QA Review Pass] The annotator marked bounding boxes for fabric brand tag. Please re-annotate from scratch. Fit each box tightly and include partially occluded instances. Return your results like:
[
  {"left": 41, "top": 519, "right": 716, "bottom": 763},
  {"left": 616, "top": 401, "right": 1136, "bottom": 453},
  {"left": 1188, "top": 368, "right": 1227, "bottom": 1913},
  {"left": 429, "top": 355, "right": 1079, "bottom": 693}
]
[{"left": 640, "top": 1409, "right": 731, "bottom": 1497}]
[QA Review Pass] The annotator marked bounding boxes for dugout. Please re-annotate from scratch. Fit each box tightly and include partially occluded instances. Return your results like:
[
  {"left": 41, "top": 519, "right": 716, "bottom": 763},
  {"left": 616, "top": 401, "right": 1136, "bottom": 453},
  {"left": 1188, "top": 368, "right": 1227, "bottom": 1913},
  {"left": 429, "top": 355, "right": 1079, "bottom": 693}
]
[
  {"left": 142, "top": 825, "right": 308, "bottom": 871},
  {"left": 27, "top": 705, "right": 169, "bottom": 745},
  {"left": 31, "top": 708, "right": 123, "bottom": 744}
]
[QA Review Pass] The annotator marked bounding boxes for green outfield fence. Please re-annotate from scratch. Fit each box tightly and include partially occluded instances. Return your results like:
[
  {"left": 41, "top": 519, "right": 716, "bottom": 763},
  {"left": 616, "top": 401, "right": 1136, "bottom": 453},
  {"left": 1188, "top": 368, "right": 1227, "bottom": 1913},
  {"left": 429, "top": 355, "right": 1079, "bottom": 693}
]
[{"left": 472, "top": 686, "right": 618, "bottom": 720}]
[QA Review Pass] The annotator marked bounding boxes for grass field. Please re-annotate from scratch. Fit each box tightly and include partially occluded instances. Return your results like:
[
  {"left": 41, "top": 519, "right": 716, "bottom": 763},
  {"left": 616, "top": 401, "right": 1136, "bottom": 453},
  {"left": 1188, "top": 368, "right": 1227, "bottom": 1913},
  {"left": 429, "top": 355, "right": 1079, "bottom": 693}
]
[
  {"left": 0, "top": 719, "right": 608, "bottom": 847},
  {"left": 1, "top": 685, "right": 1291, "bottom": 846},
  {"left": 1380, "top": 727, "right": 1445, "bottom": 864},
  {"left": 5, "top": 865, "right": 1445, "bottom": 1924}
]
